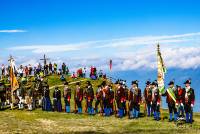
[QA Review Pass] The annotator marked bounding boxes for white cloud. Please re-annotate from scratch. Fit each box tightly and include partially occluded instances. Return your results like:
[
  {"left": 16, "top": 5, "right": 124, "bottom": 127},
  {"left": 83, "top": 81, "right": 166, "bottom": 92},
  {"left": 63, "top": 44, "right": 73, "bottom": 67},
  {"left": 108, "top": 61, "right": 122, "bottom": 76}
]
[
  {"left": 5, "top": 32, "right": 200, "bottom": 71},
  {"left": 8, "top": 32, "right": 200, "bottom": 53},
  {"left": 111, "top": 46, "right": 200, "bottom": 71},
  {"left": 0, "top": 29, "right": 26, "bottom": 33},
  {"left": 9, "top": 44, "right": 89, "bottom": 53}
]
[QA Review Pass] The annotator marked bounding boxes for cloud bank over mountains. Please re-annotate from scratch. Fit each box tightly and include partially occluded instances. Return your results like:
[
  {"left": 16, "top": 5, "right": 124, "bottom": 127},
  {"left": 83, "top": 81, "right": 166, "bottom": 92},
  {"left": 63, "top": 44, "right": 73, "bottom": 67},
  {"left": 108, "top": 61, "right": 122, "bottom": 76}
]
[{"left": 3, "top": 32, "right": 200, "bottom": 71}]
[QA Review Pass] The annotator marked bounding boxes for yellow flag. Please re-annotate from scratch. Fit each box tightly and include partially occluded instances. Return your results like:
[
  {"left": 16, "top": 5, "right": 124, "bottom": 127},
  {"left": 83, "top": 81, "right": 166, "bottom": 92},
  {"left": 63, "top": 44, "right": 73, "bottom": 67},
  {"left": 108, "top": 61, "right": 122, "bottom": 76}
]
[{"left": 10, "top": 60, "right": 19, "bottom": 91}]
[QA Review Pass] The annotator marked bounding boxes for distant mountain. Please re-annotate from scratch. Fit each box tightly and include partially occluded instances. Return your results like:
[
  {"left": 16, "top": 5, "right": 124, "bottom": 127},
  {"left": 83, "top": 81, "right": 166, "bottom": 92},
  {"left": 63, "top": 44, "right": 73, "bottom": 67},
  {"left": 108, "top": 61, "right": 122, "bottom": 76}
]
[{"left": 107, "top": 68, "right": 200, "bottom": 112}]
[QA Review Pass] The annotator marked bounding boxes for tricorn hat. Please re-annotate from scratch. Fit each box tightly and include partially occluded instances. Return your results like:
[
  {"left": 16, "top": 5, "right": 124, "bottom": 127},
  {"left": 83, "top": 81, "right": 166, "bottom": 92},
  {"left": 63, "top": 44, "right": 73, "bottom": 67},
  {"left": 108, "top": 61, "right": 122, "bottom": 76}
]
[
  {"left": 145, "top": 80, "right": 151, "bottom": 85},
  {"left": 184, "top": 79, "right": 191, "bottom": 84},
  {"left": 168, "top": 80, "right": 175, "bottom": 85},
  {"left": 132, "top": 80, "right": 139, "bottom": 86},
  {"left": 151, "top": 80, "right": 157, "bottom": 86}
]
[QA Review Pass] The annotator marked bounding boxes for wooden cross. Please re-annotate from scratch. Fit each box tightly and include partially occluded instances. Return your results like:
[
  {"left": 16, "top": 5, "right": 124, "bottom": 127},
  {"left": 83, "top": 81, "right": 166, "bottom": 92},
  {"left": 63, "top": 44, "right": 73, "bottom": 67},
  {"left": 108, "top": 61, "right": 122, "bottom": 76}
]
[
  {"left": 40, "top": 54, "right": 50, "bottom": 66},
  {"left": 8, "top": 55, "right": 14, "bottom": 63}
]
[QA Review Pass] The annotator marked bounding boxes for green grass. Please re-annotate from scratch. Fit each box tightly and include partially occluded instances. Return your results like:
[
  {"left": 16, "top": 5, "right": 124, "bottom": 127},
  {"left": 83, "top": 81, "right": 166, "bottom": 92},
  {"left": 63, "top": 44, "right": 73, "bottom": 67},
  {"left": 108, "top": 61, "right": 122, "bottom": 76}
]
[
  {"left": 1, "top": 109, "right": 200, "bottom": 134},
  {"left": 0, "top": 75, "right": 200, "bottom": 134}
]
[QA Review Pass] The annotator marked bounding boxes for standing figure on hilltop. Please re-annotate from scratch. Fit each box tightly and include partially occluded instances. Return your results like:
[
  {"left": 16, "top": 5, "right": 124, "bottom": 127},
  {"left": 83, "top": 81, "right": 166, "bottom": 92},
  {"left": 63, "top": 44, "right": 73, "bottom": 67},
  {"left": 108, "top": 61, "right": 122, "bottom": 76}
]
[
  {"left": 90, "top": 66, "right": 97, "bottom": 80},
  {"left": 49, "top": 62, "right": 53, "bottom": 74},
  {"left": 84, "top": 81, "right": 95, "bottom": 115},
  {"left": 42, "top": 85, "right": 52, "bottom": 111},
  {"left": 26, "top": 80, "right": 34, "bottom": 111},
  {"left": 102, "top": 81, "right": 111, "bottom": 116},
  {"left": 53, "top": 86, "right": 62, "bottom": 112},
  {"left": 162, "top": 80, "right": 178, "bottom": 122},
  {"left": 18, "top": 65, "right": 24, "bottom": 77},
  {"left": 63, "top": 82, "right": 71, "bottom": 113},
  {"left": 151, "top": 81, "right": 161, "bottom": 121},
  {"left": 94, "top": 85, "right": 103, "bottom": 114},
  {"left": 183, "top": 79, "right": 195, "bottom": 124},
  {"left": 175, "top": 85, "right": 185, "bottom": 117},
  {"left": 129, "top": 80, "right": 141, "bottom": 119},
  {"left": 53, "top": 63, "right": 57, "bottom": 74},
  {"left": 109, "top": 84, "right": 115, "bottom": 115},
  {"left": 74, "top": 82, "right": 83, "bottom": 114},
  {"left": 62, "top": 63, "right": 66, "bottom": 75},
  {"left": 143, "top": 80, "right": 153, "bottom": 117},
  {"left": 115, "top": 81, "right": 126, "bottom": 118}
]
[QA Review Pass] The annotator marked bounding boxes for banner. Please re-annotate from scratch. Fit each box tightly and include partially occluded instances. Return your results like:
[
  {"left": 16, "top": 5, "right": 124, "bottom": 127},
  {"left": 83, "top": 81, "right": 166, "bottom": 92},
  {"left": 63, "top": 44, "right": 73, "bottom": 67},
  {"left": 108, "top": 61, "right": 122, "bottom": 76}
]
[{"left": 157, "top": 44, "right": 167, "bottom": 94}]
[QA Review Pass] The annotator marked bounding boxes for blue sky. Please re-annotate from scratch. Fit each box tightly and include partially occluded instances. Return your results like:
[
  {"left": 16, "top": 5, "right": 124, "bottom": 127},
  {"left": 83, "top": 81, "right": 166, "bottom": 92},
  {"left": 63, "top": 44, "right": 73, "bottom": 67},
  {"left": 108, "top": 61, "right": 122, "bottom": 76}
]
[{"left": 1, "top": 0, "right": 200, "bottom": 71}]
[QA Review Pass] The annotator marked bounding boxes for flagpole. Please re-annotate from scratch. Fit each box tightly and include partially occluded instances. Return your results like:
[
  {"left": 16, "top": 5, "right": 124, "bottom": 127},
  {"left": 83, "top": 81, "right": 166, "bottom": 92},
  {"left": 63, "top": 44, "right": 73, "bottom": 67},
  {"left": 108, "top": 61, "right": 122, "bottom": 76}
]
[
  {"left": 9, "top": 56, "right": 14, "bottom": 110},
  {"left": 157, "top": 44, "right": 165, "bottom": 120},
  {"left": 8, "top": 55, "right": 19, "bottom": 110}
]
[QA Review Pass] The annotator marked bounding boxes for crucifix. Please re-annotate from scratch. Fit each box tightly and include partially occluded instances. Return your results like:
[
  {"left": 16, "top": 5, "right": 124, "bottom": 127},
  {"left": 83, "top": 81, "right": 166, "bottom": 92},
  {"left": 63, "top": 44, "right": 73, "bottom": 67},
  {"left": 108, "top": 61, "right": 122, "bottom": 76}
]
[
  {"left": 40, "top": 54, "right": 50, "bottom": 75},
  {"left": 8, "top": 55, "right": 14, "bottom": 64},
  {"left": 40, "top": 54, "right": 50, "bottom": 67}
]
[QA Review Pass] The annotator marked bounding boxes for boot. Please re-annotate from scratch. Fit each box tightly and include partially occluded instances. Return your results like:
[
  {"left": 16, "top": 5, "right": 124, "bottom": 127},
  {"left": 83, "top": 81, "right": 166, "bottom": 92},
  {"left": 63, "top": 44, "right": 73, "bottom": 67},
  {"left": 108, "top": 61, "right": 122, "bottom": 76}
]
[
  {"left": 169, "top": 113, "right": 173, "bottom": 122},
  {"left": 95, "top": 108, "right": 98, "bottom": 114},
  {"left": 78, "top": 108, "right": 82, "bottom": 114},
  {"left": 130, "top": 110, "right": 133, "bottom": 119},
  {"left": 174, "top": 113, "right": 178, "bottom": 122},
  {"left": 133, "top": 109, "right": 136, "bottom": 118},
  {"left": 147, "top": 106, "right": 151, "bottom": 117},
  {"left": 154, "top": 111, "right": 157, "bottom": 120},
  {"left": 189, "top": 113, "right": 193, "bottom": 124},
  {"left": 156, "top": 112, "right": 160, "bottom": 121},
  {"left": 66, "top": 106, "right": 70, "bottom": 113},
  {"left": 135, "top": 110, "right": 139, "bottom": 119},
  {"left": 186, "top": 113, "right": 189, "bottom": 123},
  {"left": 88, "top": 107, "right": 91, "bottom": 114}
]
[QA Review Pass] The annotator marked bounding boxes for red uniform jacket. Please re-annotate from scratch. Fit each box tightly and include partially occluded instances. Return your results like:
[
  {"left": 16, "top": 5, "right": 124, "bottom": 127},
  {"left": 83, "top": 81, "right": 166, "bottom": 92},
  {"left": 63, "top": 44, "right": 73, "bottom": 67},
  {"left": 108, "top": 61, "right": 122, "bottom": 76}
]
[
  {"left": 175, "top": 88, "right": 184, "bottom": 104},
  {"left": 144, "top": 86, "right": 152, "bottom": 103},
  {"left": 74, "top": 87, "right": 83, "bottom": 101},
  {"left": 116, "top": 86, "right": 126, "bottom": 103}
]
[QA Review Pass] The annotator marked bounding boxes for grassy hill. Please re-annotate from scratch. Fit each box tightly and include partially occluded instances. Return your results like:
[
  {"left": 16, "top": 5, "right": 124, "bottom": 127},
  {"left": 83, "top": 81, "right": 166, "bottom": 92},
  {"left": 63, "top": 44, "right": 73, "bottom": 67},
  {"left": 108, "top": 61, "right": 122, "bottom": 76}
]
[{"left": 0, "top": 75, "right": 200, "bottom": 134}]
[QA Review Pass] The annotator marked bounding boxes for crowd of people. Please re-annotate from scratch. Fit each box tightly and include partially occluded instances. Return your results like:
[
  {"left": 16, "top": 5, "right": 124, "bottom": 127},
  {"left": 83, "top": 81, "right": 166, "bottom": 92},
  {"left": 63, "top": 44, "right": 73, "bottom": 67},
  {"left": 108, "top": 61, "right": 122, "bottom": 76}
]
[{"left": 0, "top": 62, "right": 196, "bottom": 124}]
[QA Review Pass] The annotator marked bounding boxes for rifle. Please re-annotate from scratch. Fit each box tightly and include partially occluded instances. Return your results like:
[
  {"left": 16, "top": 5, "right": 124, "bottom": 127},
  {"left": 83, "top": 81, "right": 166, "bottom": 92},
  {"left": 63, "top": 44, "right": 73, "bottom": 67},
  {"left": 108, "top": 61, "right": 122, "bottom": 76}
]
[
  {"left": 114, "top": 89, "right": 118, "bottom": 117},
  {"left": 126, "top": 89, "right": 130, "bottom": 118},
  {"left": 126, "top": 100, "right": 130, "bottom": 118}
]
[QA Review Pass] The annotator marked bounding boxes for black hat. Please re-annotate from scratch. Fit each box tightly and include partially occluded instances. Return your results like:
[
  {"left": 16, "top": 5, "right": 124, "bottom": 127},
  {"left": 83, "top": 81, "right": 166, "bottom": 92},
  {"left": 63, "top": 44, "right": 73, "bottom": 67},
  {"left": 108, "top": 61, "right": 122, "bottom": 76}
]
[
  {"left": 146, "top": 80, "right": 151, "bottom": 85},
  {"left": 176, "top": 85, "right": 181, "bottom": 88},
  {"left": 115, "top": 80, "right": 119, "bottom": 84},
  {"left": 184, "top": 79, "right": 191, "bottom": 84},
  {"left": 151, "top": 81, "right": 157, "bottom": 86},
  {"left": 168, "top": 80, "right": 174, "bottom": 85},
  {"left": 132, "top": 80, "right": 139, "bottom": 86},
  {"left": 64, "top": 81, "right": 69, "bottom": 85}
]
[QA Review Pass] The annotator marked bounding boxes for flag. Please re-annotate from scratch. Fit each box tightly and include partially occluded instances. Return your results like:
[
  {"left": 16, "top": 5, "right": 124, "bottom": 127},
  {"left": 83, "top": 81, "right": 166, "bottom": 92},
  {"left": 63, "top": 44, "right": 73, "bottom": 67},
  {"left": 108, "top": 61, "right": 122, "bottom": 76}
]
[
  {"left": 9, "top": 57, "right": 19, "bottom": 91},
  {"left": 109, "top": 59, "right": 112, "bottom": 70},
  {"left": 157, "top": 44, "right": 167, "bottom": 94}
]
